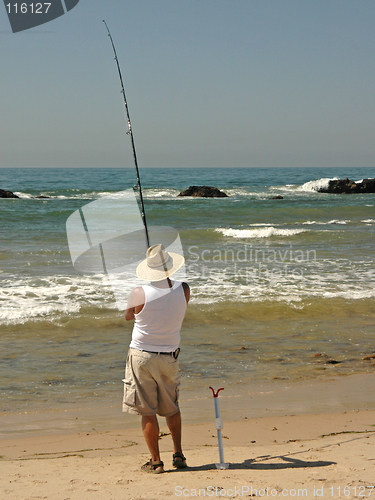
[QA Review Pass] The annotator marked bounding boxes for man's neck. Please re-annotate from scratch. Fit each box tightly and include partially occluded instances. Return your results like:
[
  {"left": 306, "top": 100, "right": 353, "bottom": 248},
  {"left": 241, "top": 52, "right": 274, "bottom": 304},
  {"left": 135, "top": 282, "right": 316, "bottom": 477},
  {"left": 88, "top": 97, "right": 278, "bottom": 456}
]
[{"left": 150, "top": 278, "right": 174, "bottom": 289}]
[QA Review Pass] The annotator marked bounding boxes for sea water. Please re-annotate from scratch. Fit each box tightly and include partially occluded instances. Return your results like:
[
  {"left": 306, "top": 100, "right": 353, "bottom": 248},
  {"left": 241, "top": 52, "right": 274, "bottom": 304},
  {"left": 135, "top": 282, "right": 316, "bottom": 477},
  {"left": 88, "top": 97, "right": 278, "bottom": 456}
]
[{"left": 1, "top": 166, "right": 375, "bottom": 421}]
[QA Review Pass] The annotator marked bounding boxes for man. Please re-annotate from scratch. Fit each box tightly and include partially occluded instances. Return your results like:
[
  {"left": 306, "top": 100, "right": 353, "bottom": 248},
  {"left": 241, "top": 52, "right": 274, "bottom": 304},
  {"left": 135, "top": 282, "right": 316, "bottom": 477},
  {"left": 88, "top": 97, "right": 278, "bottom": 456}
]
[{"left": 123, "top": 244, "right": 190, "bottom": 474}]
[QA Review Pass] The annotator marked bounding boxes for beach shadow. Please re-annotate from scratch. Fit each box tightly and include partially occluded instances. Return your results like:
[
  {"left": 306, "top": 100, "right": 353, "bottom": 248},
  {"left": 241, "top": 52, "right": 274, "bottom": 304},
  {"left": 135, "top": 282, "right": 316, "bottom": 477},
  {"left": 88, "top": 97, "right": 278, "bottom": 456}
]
[
  {"left": 240, "top": 455, "right": 336, "bottom": 470},
  {"left": 170, "top": 455, "right": 335, "bottom": 472}
]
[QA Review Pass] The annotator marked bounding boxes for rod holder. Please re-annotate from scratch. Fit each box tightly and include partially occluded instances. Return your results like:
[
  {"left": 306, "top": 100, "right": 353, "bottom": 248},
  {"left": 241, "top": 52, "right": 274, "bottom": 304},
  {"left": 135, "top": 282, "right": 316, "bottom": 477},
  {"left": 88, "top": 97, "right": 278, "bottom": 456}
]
[{"left": 209, "top": 386, "right": 229, "bottom": 469}]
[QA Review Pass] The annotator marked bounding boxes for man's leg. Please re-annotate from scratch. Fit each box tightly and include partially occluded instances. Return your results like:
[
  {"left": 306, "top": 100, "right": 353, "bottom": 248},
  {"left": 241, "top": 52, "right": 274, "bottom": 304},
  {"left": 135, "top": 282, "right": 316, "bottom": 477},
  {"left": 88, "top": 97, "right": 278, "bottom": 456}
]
[
  {"left": 142, "top": 415, "right": 161, "bottom": 462},
  {"left": 166, "top": 410, "right": 183, "bottom": 456}
]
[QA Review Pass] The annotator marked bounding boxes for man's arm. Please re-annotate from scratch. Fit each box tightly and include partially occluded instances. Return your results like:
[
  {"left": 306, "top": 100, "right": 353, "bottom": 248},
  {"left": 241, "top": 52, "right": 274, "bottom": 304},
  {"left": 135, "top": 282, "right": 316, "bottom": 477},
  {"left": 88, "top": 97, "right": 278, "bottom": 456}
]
[
  {"left": 182, "top": 282, "right": 190, "bottom": 304},
  {"left": 124, "top": 287, "right": 145, "bottom": 321}
]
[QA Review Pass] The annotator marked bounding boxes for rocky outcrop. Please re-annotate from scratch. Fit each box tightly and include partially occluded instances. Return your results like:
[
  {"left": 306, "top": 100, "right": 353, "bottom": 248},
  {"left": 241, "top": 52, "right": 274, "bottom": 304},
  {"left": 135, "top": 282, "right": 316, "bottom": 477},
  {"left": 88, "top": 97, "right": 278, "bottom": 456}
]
[
  {"left": 317, "top": 178, "right": 375, "bottom": 194},
  {"left": 178, "top": 186, "right": 228, "bottom": 198},
  {"left": 0, "top": 190, "right": 52, "bottom": 199},
  {"left": 0, "top": 189, "right": 19, "bottom": 199}
]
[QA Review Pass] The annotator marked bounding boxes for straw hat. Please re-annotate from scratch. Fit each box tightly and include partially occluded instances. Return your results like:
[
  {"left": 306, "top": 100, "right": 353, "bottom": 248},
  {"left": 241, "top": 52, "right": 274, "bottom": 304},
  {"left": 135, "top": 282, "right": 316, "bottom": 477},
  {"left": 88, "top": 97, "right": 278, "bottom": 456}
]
[{"left": 136, "top": 244, "right": 185, "bottom": 282}]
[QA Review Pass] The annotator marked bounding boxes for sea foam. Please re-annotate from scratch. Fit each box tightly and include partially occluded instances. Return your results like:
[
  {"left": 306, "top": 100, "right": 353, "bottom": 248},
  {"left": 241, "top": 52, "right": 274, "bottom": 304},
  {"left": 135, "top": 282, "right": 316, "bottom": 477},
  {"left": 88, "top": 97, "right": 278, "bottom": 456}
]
[
  {"left": 298, "top": 177, "right": 337, "bottom": 192},
  {"left": 215, "top": 227, "right": 306, "bottom": 239}
]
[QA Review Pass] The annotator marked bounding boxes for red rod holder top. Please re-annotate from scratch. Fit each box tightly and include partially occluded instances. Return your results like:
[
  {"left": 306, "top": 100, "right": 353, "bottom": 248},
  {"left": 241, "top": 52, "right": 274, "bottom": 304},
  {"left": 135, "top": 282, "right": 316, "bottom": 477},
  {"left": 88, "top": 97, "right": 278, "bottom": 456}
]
[{"left": 209, "top": 386, "right": 224, "bottom": 398}]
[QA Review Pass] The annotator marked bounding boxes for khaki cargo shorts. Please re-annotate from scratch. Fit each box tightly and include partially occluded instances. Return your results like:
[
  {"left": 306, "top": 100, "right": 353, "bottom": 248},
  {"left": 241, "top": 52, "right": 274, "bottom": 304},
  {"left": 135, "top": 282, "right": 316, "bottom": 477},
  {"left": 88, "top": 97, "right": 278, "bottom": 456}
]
[{"left": 122, "top": 348, "right": 180, "bottom": 417}]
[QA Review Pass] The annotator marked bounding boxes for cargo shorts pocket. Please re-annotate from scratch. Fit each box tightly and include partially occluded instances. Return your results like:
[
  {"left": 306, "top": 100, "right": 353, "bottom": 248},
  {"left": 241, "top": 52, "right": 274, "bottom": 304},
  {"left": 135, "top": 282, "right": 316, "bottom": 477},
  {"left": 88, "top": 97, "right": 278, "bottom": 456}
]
[{"left": 122, "top": 379, "right": 136, "bottom": 407}]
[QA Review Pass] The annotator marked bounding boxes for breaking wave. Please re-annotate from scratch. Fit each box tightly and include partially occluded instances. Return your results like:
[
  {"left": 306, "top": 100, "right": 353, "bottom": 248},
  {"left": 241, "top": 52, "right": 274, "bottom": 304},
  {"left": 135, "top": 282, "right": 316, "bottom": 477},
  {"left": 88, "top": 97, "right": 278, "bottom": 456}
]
[
  {"left": 215, "top": 227, "right": 307, "bottom": 239},
  {"left": 298, "top": 177, "right": 337, "bottom": 192}
]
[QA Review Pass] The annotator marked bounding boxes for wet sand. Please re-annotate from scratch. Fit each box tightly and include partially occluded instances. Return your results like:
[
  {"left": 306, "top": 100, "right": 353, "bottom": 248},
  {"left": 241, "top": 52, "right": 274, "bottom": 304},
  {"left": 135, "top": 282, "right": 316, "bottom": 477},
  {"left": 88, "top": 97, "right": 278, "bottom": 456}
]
[{"left": 2, "top": 372, "right": 375, "bottom": 438}]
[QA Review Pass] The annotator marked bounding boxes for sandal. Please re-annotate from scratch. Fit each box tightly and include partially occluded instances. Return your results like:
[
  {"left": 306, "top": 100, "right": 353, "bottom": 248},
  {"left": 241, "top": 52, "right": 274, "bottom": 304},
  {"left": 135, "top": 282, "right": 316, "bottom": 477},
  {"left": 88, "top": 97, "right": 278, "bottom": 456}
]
[
  {"left": 141, "top": 459, "right": 164, "bottom": 474},
  {"left": 173, "top": 452, "right": 187, "bottom": 469}
]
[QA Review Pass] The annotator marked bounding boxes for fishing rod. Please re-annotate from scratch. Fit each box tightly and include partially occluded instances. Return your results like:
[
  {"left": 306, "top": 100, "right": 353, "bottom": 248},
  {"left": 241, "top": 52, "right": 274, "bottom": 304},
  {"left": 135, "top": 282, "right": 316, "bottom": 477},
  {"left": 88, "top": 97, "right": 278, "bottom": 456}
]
[{"left": 103, "top": 20, "right": 150, "bottom": 249}]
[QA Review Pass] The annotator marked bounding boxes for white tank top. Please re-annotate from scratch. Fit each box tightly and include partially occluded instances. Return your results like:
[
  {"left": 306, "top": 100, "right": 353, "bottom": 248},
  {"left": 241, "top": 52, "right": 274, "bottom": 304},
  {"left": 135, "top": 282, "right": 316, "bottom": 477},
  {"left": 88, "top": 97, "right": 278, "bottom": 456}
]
[{"left": 129, "top": 281, "right": 187, "bottom": 352}]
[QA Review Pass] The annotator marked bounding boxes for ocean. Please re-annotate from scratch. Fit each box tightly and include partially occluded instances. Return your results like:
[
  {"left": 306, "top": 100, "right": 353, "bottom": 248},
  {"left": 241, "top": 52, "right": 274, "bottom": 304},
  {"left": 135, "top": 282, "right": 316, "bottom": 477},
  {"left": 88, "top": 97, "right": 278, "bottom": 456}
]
[{"left": 1, "top": 166, "right": 375, "bottom": 427}]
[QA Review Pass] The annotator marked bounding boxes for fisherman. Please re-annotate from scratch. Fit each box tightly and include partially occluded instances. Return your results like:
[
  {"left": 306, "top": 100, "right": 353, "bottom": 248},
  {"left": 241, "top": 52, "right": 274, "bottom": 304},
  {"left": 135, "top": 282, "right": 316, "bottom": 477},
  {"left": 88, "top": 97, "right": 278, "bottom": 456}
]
[{"left": 123, "top": 244, "right": 190, "bottom": 474}]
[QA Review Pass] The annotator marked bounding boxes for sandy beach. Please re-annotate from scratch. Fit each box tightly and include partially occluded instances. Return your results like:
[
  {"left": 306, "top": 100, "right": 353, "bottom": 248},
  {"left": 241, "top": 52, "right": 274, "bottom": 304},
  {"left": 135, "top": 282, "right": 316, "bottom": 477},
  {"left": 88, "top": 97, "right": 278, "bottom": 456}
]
[{"left": 1, "top": 375, "right": 375, "bottom": 500}]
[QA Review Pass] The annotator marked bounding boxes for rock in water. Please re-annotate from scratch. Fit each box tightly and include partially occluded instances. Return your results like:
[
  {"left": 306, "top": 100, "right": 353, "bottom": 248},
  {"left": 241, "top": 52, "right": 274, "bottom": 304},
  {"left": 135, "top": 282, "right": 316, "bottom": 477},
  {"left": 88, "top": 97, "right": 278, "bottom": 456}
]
[
  {"left": 358, "top": 178, "right": 375, "bottom": 192},
  {"left": 317, "top": 178, "right": 375, "bottom": 194},
  {"left": 362, "top": 354, "right": 375, "bottom": 360},
  {"left": 178, "top": 186, "right": 228, "bottom": 198},
  {"left": 0, "top": 189, "right": 19, "bottom": 199}
]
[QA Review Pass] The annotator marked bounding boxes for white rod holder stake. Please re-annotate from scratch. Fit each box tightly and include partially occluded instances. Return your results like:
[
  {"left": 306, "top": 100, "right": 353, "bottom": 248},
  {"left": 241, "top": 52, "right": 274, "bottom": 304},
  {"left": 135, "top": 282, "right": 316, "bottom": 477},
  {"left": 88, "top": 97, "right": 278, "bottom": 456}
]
[{"left": 209, "top": 386, "right": 229, "bottom": 469}]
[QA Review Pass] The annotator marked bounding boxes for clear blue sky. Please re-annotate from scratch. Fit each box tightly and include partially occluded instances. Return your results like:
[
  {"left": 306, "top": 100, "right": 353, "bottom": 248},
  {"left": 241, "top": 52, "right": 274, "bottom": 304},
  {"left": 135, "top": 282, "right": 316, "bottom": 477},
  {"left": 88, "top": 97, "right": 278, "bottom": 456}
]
[{"left": 1, "top": 0, "right": 375, "bottom": 168}]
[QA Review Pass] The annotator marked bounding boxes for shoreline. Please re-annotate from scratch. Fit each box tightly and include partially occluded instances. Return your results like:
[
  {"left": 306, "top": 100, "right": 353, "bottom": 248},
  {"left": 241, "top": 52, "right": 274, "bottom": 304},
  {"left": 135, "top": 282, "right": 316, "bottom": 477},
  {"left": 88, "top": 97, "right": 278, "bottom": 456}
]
[{"left": 2, "top": 372, "right": 375, "bottom": 440}]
